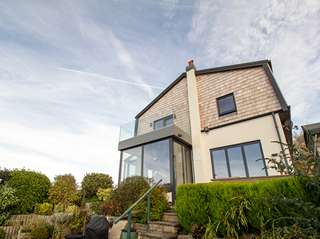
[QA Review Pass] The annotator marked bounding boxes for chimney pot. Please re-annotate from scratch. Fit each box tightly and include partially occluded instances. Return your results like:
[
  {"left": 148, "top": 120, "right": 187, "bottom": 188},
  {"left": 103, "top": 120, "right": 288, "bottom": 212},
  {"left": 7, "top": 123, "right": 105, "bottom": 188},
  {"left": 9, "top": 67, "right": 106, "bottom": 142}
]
[{"left": 186, "top": 59, "right": 196, "bottom": 71}]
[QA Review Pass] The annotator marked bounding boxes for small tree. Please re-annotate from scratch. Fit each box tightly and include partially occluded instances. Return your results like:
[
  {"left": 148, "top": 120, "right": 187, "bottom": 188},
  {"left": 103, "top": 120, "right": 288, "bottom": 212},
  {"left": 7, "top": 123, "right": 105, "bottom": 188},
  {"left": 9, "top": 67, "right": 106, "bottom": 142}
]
[
  {"left": 0, "top": 185, "right": 19, "bottom": 225},
  {"left": 49, "top": 174, "right": 77, "bottom": 207},
  {"left": 8, "top": 170, "right": 51, "bottom": 213},
  {"left": 81, "top": 173, "right": 113, "bottom": 199}
]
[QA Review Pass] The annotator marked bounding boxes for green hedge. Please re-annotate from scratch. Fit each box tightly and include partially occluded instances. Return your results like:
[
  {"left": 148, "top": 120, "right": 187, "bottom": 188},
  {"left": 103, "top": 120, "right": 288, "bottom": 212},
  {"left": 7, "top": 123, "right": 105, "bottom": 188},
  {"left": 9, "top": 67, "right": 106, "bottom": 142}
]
[{"left": 176, "top": 177, "right": 306, "bottom": 233}]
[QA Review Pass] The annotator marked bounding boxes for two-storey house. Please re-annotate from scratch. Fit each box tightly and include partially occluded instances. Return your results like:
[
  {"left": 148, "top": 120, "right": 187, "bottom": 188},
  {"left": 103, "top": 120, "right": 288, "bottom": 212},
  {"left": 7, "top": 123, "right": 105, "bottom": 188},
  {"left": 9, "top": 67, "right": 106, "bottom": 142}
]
[{"left": 118, "top": 60, "right": 292, "bottom": 198}]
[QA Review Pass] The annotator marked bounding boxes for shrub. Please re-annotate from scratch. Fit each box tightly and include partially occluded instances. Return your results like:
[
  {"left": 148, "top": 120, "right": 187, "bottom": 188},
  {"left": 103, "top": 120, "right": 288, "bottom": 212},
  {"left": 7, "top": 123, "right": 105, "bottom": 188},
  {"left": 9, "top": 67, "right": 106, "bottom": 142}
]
[
  {"left": 7, "top": 170, "right": 51, "bottom": 213},
  {"left": 96, "top": 188, "right": 112, "bottom": 202},
  {"left": 65, "top": 205, "right": 80, "bottom": 215},
  {"left": 176, "top": 177, "right": 309, "bottom": 237},
  {"left": 34, "top": 202, "right": 53, "bottom": 215},
  {"left": 111, "top": 176, "right": 149, "bottom": 215},
  {"left": 81, "top": 173, "right": 113, "bottom": 199},
  {"left": 69, "top": 210, "right": 90, "bottom": 234},
  {"left": 0, "top": 228, "right": 5, "bottom": 239},
  {"left": 30, "top": 226, "right": 49, "bottom": 239},
  {"left": 0, "top": 185, "right": 19, "bottom": 225},
  {"left": 49, "top": 174, "right": 77, "bottom": 206}
]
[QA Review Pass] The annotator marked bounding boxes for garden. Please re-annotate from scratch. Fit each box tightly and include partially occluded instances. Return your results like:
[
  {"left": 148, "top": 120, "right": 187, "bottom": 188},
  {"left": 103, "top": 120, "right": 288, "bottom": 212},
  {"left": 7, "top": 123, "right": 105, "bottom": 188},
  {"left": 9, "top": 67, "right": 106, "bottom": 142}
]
[
  {"left": 176, "top": 143, "right": 320, "bottom": 239},
  {"left": 0, "top": 170, "right": 168, "bottom": 239}
]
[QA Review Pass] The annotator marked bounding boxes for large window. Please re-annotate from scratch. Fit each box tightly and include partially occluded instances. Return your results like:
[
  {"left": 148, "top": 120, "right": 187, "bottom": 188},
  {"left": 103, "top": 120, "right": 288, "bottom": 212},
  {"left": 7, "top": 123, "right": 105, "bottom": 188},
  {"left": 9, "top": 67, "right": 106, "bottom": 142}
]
[
  {"left": 143, "top": 140, "right": 170, "bottom": 184},
  {"left": 210, "top": 141, "right": 267, "bottom": 178},
  {"left": 153, "top": 115, "right": 174, "bottom": 130},
  {"left": 121, "top": 146, "right": 142, "bottom": 181},
  {"left": 217, "top": 93, "right": 237, "bottom": 116}
]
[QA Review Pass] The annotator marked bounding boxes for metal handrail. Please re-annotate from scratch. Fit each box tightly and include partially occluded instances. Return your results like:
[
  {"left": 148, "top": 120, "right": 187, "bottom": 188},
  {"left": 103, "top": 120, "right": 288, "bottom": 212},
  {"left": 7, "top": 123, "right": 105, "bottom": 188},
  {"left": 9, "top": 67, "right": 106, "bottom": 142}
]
[{"left": 113, "top": 179, "right": 163, "bottom": 239}]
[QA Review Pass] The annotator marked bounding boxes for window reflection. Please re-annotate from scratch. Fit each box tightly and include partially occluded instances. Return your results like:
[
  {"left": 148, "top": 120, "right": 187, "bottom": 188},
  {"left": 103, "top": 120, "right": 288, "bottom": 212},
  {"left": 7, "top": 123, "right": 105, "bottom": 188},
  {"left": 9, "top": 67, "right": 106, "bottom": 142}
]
[
  {"left": 211, "top": 141, "right": 267, "bottom": 179},
  {"left": 121, "top": 147, "right": 142, "bottom": 181},
  {"left": 143, "top": 140, "right": 170, "bottom": 184},
  {"left": 211, "top": 149, "right": 229, "bottom": 178},
  {"left": 244, "top": 143, "right": 266, "bottom": 176}
]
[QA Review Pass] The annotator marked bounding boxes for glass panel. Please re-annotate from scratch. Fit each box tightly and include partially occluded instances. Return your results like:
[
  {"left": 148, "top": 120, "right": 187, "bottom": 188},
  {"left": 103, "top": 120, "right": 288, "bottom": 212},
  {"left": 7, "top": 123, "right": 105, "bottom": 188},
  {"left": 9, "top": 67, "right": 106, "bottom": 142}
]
[
  {"left": 164, "top": 116, "right": 174, "bottom": 127},
  {"left": 243, "top": 143, "right": 266, "bottom": 176},
  {"left": 154, "top": 120, "right": 164, "bottom": 130},
  {"left": 154, "top": 115, "right": 173, "bottom": 130},
  {"left": 173, "top": 142, "right": 184, "bottom": 185},
  {"left": 218, "top": 95, "right": 236, "bottom": 115},
  {"left": 211, "top": 149, "right": 229, "bottom": 178},
  {"left": 227, "top": 146, "right": 246, "bottom": 177},
  {"left": 119, "top": 120, "right": 136, "bottom": 141},
  {"left": 143, "top": 139, "right": 170, "bottom": 184},
  {"left": 184, "top": 147, "right": 193, "bottom": 183},
  {"left": 121, "top": 147, "right": 142, "bottom": 181}
]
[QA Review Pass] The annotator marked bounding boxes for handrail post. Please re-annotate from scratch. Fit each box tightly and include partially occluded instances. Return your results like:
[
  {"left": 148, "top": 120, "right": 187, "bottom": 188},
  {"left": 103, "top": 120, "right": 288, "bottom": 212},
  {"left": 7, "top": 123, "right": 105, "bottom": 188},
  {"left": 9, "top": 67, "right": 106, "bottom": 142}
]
[
  {"left": 127, "top": 209, "right": 132, "bottom": 239},
  {"left": 147, "top": 193, "right": 151, "bottom": 229}
]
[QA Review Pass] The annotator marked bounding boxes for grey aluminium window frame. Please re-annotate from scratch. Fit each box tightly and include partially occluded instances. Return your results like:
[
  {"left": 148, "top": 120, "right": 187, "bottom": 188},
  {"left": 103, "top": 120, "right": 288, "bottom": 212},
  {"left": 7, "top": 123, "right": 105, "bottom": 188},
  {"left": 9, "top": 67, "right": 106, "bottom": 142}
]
[
  {"left": 153, "top": 114, "right": 174, "bottom": 130},
  {"left": 210, "top": 140, "right": 268, "bottom": 179},
  {"left": 216, "top": 93, "right": 237, "bottom": 116},
  {"left": 118, "top": 136, "right": 194, "bottom": 198}
]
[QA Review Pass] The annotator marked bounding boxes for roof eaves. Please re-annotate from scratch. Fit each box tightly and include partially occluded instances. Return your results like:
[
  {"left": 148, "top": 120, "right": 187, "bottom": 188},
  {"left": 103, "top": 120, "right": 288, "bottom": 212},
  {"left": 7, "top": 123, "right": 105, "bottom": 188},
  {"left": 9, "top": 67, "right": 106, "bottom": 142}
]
[
  {"left": 262, "top": 63, "right": 288, "bottom": 111},
  {"left": 195, "top": 59, "right": 271, "bottom": 76}
]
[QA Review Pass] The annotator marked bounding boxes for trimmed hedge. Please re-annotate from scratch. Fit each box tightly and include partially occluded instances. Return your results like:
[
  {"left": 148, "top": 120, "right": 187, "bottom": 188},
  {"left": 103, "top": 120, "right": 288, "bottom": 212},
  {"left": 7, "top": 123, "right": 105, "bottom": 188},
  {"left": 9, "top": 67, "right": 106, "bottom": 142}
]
[{"left": 176, "top": 177, "right": 307, "bottom": 233}]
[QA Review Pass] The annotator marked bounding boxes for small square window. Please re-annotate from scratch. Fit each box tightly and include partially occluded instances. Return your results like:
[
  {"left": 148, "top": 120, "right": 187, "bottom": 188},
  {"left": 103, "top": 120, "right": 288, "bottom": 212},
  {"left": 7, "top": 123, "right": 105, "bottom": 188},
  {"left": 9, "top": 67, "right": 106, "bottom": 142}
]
[{"left": 217, "top": 93, "right": 237, "bottom": 116}]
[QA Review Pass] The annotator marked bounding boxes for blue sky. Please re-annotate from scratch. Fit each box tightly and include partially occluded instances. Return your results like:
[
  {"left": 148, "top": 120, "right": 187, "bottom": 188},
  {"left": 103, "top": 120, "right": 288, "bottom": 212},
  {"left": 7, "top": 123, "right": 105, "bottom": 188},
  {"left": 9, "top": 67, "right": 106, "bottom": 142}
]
[{"left": 0, "top": 0, "right": 319, "bottom": 183}]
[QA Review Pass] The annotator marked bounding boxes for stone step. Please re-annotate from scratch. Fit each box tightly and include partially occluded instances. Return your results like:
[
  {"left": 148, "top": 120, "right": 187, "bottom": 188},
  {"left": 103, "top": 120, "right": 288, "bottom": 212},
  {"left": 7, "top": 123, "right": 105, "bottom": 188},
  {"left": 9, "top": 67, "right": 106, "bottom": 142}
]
[
  {"left": 162, "top": 212, "right": 179, "bottom": 223},
  {"left": 149, "top": 221, "right": 180, "bottom": 234},
  {"left": 139, "top": 231, "right": 177, "bottom": 239}
]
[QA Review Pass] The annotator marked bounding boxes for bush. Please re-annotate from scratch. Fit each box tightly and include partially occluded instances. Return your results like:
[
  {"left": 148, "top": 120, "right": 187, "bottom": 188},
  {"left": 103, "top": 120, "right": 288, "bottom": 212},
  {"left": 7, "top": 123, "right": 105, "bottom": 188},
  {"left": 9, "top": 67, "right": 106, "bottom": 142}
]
[
  {"left": 176, "top": 177, "right": 310, "bottom": 237},
  {"left": 0, "top": 185, "right": 19, "bottom": 225},
  {"left": 111, "top": 176, "right": 150, "bottom": 215},
  {"left": 30, "top": 226, "right": 49, "bottom": 239},
  {"left": 49, "top": 174, "right": 77, "bottom": 206},
  {"left": 96, "top": 188, "right": 112, "bottom": 202},
  {"left": 0, "top": 228, "right": 5, "bottom": 239},
  {"left": 34, "top": 202, "right": 53, "bottom": 215},
  {"left": 81, "top": 173, "right": 113, "bottom": 199},
  {"left": 65, "top": 205, "right": 80, "bottom": 215},
  {"left": 110, "top": 176, "right": 168, "bottom": 222},
  {"left": 7, "top": 170, "right": 51, "bottom": 213}
]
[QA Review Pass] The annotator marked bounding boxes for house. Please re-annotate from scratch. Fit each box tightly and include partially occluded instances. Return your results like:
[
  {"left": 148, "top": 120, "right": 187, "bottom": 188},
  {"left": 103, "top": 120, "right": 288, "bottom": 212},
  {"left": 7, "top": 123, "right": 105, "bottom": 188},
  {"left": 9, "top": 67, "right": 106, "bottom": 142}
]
[
  {"left": 117, "top": 60, "right": 292, "bottom": 198},
  {"left": 302, "top": 122, "right": 320, "bottom": 157}
]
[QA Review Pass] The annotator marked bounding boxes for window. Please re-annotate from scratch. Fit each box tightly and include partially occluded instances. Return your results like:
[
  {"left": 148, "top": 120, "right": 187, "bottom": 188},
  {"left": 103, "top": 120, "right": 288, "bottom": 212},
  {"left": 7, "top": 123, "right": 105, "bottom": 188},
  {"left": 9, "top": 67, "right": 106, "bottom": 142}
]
[
  {"left": 153, "top": 115, "right": 174, "bottom": 130},
  {"left": 217, "top": 93, "right": 237, "bottom": 116},
  {"left": 121, "top": 146, "right": 142, "bottom": 181},
  {"left": 143, "top": 139, "right": 170, "bottom": 184},
  {"left": 210, "top": 141, "right": 267, "bottom": 179}
]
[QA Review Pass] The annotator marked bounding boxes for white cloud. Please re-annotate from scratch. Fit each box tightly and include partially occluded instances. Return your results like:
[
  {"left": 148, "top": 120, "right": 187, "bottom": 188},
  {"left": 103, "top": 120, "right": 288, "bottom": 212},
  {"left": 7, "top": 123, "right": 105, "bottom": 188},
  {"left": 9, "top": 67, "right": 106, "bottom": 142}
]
[{"left": 0, "top": 121, "right": 119, "bottom": 184}]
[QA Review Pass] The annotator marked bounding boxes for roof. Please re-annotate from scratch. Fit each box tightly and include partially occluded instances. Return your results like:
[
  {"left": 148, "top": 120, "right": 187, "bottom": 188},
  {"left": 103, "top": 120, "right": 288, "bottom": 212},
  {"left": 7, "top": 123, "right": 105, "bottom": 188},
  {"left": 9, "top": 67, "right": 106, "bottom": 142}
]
[
  {"left": 302, "top": 123, "right": 320, "bottom": 134},
  {"left": 135, "top": 59, "right": 288, "bottom": 118},
  {"left": 302, "top": 122, "right": 320, "bottom": 148}
]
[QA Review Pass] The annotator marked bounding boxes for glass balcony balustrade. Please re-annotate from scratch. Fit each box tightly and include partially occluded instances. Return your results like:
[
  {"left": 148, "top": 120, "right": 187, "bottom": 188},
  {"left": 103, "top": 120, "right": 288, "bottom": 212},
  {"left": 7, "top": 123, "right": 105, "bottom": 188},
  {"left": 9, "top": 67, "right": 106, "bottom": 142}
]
[
  {"left": 119, "top": 120, "right": 136, "bottom": 141},
  {"left": 119, "top": 112, "right": 191, "bottom": 142}
]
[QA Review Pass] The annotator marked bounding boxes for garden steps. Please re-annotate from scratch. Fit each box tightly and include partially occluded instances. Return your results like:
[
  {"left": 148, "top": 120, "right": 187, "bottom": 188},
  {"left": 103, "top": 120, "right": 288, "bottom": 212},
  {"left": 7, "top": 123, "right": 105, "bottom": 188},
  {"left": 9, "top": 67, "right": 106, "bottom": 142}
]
[
  {"left": 136, "top": 210, "right": 180, "bottom": 239},
  {"left": 139, "top": 231, "right": 177, "bottom": 239},
  {"left": 162, "top": 211, "right": 179, "bottom": 223}
]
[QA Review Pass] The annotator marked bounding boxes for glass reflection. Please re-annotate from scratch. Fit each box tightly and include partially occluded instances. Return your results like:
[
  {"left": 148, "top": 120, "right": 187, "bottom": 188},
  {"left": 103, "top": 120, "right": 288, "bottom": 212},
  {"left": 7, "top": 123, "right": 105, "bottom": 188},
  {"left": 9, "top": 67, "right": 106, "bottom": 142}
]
[
  {"left": 121, "top": 147, "right": 142, "bottom": 181},
  {"left": 143, "top": 140, "right": 170, "bottom": 183}
]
